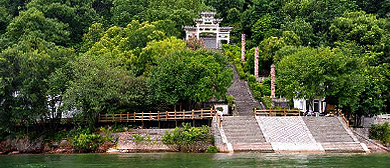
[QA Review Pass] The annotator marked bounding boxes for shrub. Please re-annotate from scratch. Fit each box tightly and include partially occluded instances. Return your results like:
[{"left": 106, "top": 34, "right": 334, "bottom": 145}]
[
  {"left": 261, "top": 96, "right": 272, "bottom": 109},
  {"left": 235, "top": 63, "right": 246, "bottom": 79},
  {"left": 247, "top": 74, "right": 257, "bottom": 84},
  {"left": 205, "top": 145, "right": 218, "bottom": 153},
  {"left": 369, "top": 122, "right": 390, "bottom": 144},
  {"left": 227, "top": 95, "right": 234, "bottom": 107},
  {"left": 72, "top": 133, "right": 103, "bottom": 152},
  {"left": 162, "top": 123, "right": 214, "bottom": 152}
]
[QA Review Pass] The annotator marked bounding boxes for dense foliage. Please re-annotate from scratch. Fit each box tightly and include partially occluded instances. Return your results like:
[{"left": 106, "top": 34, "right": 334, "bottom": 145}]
[
  {"left": 162, "top": 123, "right": 214, "bottom": 152},
  {"left": 369, "top": 122, "right": 390, "bottom": 144},
  {"left": 0, "top": 0, "right": 233, "bottom": 136},
  {"left": 220, "top": 0, "right": 390, "bottom": 123},
  {"left": 1, "top": 0, "right": 390, "bottom": 135}
]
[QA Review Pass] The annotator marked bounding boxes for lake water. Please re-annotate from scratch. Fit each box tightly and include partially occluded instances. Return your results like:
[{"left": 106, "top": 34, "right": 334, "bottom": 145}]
[{"left": 1, "top": 153, "right": 390, "bottom": 168}]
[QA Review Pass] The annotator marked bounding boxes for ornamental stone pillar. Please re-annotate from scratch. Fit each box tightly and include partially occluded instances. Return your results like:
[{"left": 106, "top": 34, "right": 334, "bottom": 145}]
[
  {"left": 255, "top": 47, "right": 259, "bottom": 78},
  {"left": 271, "top": 64, "right": 276, "bottom": 99},
  {"left": 241, "top": 34, "right": 245, "bottom": 62}
]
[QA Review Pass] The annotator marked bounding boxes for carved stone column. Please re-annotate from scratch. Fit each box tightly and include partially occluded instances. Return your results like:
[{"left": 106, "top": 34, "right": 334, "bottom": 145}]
[
  {"left": 270, "top": 64, "right": 276, "bottom": 99},
  {"left": 255, "top": 47, "right": 259, "bottom": 78},
  {"left": 241, "top": 34, "right": 245, "bottom": 62}
]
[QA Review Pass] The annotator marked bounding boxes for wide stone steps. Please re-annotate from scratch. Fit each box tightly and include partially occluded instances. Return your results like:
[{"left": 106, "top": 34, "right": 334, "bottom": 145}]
[
  {"left": 213, "top": 114, "right": 366, "bottom": 153},
  {"left": 232, "top": 143, "right": 273, "bottom": 152},
  {"left": 302, "top": 117, "right": 355, "bottom": 143},
  {"left": 222, "top": 116, "right": 266, "bottom": 145},
  {"left": 322, "top": 142, "right": 365, "bottom": 153}
]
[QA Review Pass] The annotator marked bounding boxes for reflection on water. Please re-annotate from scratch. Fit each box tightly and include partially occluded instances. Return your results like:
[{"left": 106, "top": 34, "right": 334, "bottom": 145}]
[{"left": 0, "top": 153, "right": 389, "bottom": 168}]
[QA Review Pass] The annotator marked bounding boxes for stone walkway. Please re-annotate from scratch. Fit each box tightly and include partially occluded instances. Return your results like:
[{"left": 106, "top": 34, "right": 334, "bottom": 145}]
[{"left": 227, "top": 64, "right": 263, "bottom": 116}]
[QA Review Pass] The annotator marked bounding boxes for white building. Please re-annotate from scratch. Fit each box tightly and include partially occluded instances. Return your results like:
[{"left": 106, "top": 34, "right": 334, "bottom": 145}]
[{"left": 293, "top": 98, "right": 326, "bottom": 113}]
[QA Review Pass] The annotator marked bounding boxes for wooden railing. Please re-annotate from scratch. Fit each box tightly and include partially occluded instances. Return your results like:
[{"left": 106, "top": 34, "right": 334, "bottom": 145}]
[
  {"left": 337, "top": 109, "right": 349, "bottom": 127},
  {"left": 253, "top": 108, "right": 301, "bottom": 116},
  {"left": 98, "top": 109, "right": 216, "bottom": 122}
]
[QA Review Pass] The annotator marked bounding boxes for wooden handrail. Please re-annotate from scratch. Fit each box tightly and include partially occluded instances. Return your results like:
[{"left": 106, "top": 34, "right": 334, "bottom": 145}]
[
  {"left": 98, "top": 109, "right": 216, "bottom": 122},
  {"left": 337, "top": 109, "right": 349, "bottom": 127}
]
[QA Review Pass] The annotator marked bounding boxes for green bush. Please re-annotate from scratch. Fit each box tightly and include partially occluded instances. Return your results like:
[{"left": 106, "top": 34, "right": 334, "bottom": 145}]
[
  {"left": 227, "top": 95, "right": 234, "bottom": 107},
  {"left": 247, "top": 74, "right": 257, "bottom": 84},
  {"left": 222, "top": 44, "right": 241, "bottom": 62},
  {"left": 205, "top": 145, "right": 218, "bottom": 153},
  {"left": 369, "top": 122, "right": 390, "bottom": 144},
  {"left": 261, "top": 96, "right": 272, "bottom": 109},
  {"left": 235, "top": 63, "right": 247, "bottom": 79},
  {"left": 249, "top": 82, "right": 263, "bottom": 100},
  {"left": 162, "top": 123, "right": 214, "bottom": 152},
  {"left": 72, "top": 133, "right": 103, "bottom": 152}
]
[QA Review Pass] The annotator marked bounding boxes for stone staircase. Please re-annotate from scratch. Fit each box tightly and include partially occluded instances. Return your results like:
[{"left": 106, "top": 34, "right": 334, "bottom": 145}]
[
  {"left": 227, "top": 64, "right": 263, "bottom": 116},
  {"left": 302, "top": 117, "right": 365, "bottom": 153},
  {"left": 222, "top": 116, "right": 272, "bottom": 152}
]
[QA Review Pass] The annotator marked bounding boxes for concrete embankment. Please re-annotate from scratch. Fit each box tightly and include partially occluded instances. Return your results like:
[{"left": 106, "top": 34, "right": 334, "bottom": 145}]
[{"left": 212, "top": 116, "right": 371, "bottom": 153}]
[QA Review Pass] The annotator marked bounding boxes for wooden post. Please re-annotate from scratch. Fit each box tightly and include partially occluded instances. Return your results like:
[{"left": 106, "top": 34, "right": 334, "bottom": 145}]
[
  {"left": 127, "top": 112, "right": 129, "bottom": 122},
  {"left": 149, "top": 111, "right": 151, "bottom": 121},
  {"left": 174, "top": 110, "right": 177, "bottom": 121},
  {"left": 120, "top": 112, "right": 122, "bottom": 122},
  {"left": 157, "top": 111, "right": 160, "bottom": 121},
  {"left": 142, "top": 111, "right": 144, "bottom": 121},
  {"left": 105, "top": 114, "right": 107, "bottom": 122},
  {"left": 192, "top": 110, "right": 194, "bottom": 120},
  {"left": 284, "top": 109, "right": 286, "bottom": 116},
  {"left": 254, "top": 108, "right": 256, "bottom": 116},
  {"left": 201, "top": 109, "right": 203, "bottom": 119},
  {"left": 133, "top": 112, "right": 136, "bottom": 121},
  {"left": 165, "top": 111, "right": 168, "bottom": 121},
  {"left": 269, "top": 109, "right": 272, "bottom": 116},
  {"left": 298, "top": 109, "right": 300, "bottom": 116},
  {"left": 98, "top": 114, "right": 100, "bottom": 122},
  {"left": 218, "top": 115, "right": 221, "bottom": 127},
  {"left": 183, "top": 110, "right": 185, "bottom": 120}
]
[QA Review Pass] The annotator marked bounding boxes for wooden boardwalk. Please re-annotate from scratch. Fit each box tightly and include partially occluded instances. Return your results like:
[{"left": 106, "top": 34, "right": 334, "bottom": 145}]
[{"left": 98, "top": 109, "right": 216, "bottom": 122}]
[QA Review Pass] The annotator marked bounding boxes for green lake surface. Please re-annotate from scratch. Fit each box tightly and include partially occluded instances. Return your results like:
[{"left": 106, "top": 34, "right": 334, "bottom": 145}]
[{"left": 1, "top": 153, "right": 390, "bottom": 168}]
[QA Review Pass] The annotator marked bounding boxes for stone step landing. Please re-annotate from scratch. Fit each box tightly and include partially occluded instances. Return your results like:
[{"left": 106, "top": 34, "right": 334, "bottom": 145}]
[
  {"left": 321, "top": 142, "right": 365, "bottom": 153},
  {"left": 232, "top": 143, "right": 273, "bottom": 152}
]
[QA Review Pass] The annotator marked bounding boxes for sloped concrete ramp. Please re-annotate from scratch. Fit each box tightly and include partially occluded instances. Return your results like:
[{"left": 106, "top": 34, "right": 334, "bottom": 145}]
[{"left": 256, "top": 116, "right": 324, "bottom": 152}]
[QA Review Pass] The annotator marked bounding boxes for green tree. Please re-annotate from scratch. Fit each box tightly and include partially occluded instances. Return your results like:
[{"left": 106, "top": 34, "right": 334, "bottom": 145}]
[
  {"left": 357, "top": 0, "right": 390, "bottom": 17},
  {"left": 281, "top": 0, "right": 358, "bottom": 38},
  {"left": 62, "top": 55, "right": 148, "bottom": 129},
  {"left": 4, "top": 7, "right": 70, "bottom": 46},
  {"left": 204, "top": 0, "right": 245, "bottom": 19},
  {"left": 281, "top": 18, "right": 315, "bottom": 46},
  {"left": 26, "top": 0, "right": 102, "bottom": 46},
  {"left": 0, "top": 37, "right": 73, "bottom": 134},
  {"left": 251, "top": 14, "right": 275, "bottom": 43},
  {"left": 148, "top": 49, "right": 232, "bottom": 109},
  {"left": 111, "top": 0, "right": 149, "bottom": 27},
  {"left": 137, "top": 37, "right": 186, "bottom": 76},
  {"left": 277, "top": 47, "right": 364, "bottom": 113}
]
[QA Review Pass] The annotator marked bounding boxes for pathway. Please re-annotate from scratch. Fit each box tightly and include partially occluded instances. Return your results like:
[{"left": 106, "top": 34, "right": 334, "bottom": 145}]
[{"left": 227, "top": 64, "right": 263, "bottom": 116}]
